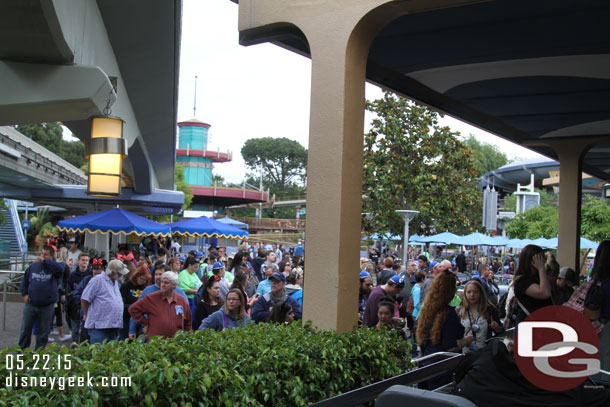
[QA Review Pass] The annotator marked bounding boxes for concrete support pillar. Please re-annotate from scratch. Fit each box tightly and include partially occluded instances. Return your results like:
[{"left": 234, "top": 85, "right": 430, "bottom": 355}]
[
  {"left": 556, "top": 145, "right": 582, "bottom": 270},
  {"left": 541, "top": 140, "right": 591, "bottom": 270},
  {"left": 237, "top": 0, "right": 481, "bottom": 331}
]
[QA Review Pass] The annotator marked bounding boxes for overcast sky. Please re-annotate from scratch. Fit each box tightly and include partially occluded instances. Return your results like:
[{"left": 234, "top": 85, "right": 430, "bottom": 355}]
[{"left": 177, "top": 0, "right": 542, "bottom": 184}]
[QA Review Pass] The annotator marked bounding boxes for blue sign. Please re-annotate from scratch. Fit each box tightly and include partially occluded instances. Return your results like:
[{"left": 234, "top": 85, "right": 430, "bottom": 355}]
[{"left": 22, "top": 219, "right": 31, "bottom": 230}]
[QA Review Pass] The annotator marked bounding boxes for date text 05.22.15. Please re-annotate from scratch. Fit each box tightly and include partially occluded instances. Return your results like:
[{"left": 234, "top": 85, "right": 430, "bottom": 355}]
[{"left": 5, "top": 354, "right": 71, "bottom": 371}]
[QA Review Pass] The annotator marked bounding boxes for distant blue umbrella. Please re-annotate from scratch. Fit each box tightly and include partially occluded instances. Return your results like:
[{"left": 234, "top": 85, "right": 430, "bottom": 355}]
[
  {"left": 491, "top": 236, "right": 510, "bottom": 246},
  {"left": 580, "top": 237, "right": 599, "bottom": 250},
  {"left": 418, "top": 231, "right": 463, "bottom": 245},
  {"left": 216, "top": 216, "right": 249, "bottom": 230},
  {"left": 507, "top": 238, "right": 529, "bottom": 248},
  {"left": 459, "top": 232, "right": 497, "bottom": 246},
  {"left": 531, "top": 237, "right": 554, "bottom": 248}
]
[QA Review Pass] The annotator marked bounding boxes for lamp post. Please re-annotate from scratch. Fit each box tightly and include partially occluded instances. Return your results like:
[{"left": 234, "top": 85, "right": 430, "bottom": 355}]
[{"left": 395, "top": 210, "right": 419, "bottom": 270}]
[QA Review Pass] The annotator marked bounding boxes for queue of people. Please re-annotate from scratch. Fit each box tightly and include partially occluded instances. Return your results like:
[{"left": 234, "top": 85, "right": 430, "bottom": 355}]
[{"left": 18, "top": 240, "right": 305, "bottom": 348}]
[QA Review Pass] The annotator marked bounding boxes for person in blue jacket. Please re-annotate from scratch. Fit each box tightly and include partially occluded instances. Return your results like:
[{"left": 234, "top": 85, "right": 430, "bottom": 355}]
[
  {"left": 18, "top": 245, "right": 63, "bottom": 349},
  {"left": 199, "top": 288, "right": 251, "bottom": 331},
  {"left": 251, "top": 272, "right": 302, "bottom": 323}
]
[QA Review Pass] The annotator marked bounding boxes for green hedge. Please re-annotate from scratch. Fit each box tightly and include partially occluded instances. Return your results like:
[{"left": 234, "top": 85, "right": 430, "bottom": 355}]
[{"left": 1, "top": 323, "right": 413, "bottom": 406}]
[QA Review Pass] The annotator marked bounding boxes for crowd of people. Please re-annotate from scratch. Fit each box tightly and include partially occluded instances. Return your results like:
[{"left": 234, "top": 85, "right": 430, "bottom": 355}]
[
  {"left": 18, "top": 237, "right": 305, "bottom": 348},
  {"left": 16, "top": 234, "right": 610, "bottom": 393},
  {"left": 359, "top": 241, "right": 610, "bottom": 389}
]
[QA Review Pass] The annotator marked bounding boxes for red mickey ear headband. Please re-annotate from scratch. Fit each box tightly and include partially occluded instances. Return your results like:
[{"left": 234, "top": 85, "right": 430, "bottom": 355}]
[
  {"left": 92, "top": 258, "right": 103, "bottom": 266},
  {"left": 116, "top": 252, "right": 134, "bottom": 262}
]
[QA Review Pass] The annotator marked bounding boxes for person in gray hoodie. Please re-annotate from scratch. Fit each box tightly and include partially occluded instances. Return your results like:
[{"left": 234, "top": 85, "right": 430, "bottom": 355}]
[
  {"left": 199, "top": 289, "right": 251, "bottom": 331},
  {"left": 18, "top": 245, "right": 63, "bottom": 349}
]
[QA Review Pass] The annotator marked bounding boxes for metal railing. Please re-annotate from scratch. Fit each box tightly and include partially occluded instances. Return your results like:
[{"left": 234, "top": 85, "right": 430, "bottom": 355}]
[
  {"left": 1, "top": 269, "right": 25, "bottom": 331},
  {"left": 6, "top": 199, "right": 27, "bottom": 253},
  {"left": 307, "top": 352, "right": 464, "bottom": 407},
  {"left": 237, "top": 217, "right": 306, "bottom": 231}
]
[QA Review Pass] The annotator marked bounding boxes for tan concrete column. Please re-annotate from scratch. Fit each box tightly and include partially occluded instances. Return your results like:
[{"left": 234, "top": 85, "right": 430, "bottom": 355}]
[
  {"left": 553, "top": 142, "right": 583, "bottom": 270},
  {"left": 237, "top": 0, "right": 483, "bottom": 332}
]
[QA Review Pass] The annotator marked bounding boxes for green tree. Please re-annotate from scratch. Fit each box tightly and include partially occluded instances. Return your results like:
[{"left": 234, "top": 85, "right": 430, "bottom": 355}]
[
  {"left": 363, "top": 91, "right": 482, "bottom": 237},
  {"left": 241, "top": 137, "right": 307, "bottom": 190},
  {"left": 15, "top": 122, "right": 87, "bottom": 169},
  {"left": 506, "top": 205, "right": 558, "bottom": 239},
  {"left": 581, "top": 195, "right": 610, "bottom": 242},
  {"left": 175, "top": 164, "right": 192, "bottom": 212},
  {"left": 462, "top": 135, "right": 508, "bottom": 176}
]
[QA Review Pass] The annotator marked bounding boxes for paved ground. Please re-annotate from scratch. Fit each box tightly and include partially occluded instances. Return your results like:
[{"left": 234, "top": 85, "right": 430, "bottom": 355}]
[{"left": 0, "top": 300, "right": 73, "bottom": 350}]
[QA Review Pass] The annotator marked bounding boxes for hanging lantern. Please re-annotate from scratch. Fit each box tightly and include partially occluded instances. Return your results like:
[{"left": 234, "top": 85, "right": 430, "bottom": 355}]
[{"left": 86, "top": 116, "right": 127, "bottom": 197}]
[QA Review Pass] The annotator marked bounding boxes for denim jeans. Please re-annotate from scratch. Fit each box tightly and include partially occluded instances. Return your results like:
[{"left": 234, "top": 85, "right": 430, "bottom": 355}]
[
  {"left": 18, "top": 303, "right": 55, "bottom": 349},
  {"left": 88, "top": 328, "right": 119, "bottom": 344},
  {"left": 71, "top": 317, "right": 82, "bottom": 343}
]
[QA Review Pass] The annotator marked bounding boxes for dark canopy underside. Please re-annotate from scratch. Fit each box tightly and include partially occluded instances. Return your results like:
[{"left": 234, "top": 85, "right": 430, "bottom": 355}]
[{"left": 252, "top": 0, "right": 610, "bottom": 181}]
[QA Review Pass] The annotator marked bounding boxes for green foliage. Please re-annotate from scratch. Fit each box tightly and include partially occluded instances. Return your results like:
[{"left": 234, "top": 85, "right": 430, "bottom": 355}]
[
  {"left": 462, "top": 135, "right": 508, "bottom": 176},
  {"left": 15, "top": 123, "right": 86, "bottom": 169},
  {"left": 241, "top": 137, "right": 308, "bottom": 189},
  {"left": 175, "top": 164, "right": 193, "bottom": 212},
  {"left": 506, "top": 205, "right": 558, "bottom": 239},
  {"left": 363, "top": 92, "right": 482, "bottom": 236},
  {"left": 0, "top": 324, "right": 413, "bottom": 406},
  {"left": 581, "top": 195, "right": 610, "bottom": 242}
]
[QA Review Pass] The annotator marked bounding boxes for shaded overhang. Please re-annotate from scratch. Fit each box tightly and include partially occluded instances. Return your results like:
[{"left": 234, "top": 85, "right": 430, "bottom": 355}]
[
  {"left": 237, "top": 0, "right": 610, "bottom": 182},
  {"left": 1, "top": 185, "right": 184, "bottom": 216}
]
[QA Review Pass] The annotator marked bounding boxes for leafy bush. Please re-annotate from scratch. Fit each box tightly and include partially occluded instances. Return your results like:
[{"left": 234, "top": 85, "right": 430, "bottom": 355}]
[{"left": 1, "top": 323, "right": 413, "bottom": 406}]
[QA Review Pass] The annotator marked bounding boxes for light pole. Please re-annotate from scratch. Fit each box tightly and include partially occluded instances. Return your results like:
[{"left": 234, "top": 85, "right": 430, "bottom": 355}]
[{"left": 395, "top": 210, "right": 419, "bottom": 270}]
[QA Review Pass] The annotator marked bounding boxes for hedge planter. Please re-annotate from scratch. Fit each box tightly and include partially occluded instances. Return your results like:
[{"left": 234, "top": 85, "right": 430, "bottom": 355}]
[{"left": 1, "top": 323, "right": 413, "bottom": 406}]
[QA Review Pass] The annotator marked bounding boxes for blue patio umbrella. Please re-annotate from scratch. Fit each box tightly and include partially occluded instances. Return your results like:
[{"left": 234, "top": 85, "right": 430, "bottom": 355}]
[
  {"left": 507, "top": 238, "right": 529, "bottom": 249},
  {"left": 418, "top": 231, "right": 463, "bottom": 245},
  {"left": 531, "top": 237, "right": 554, "bottom": 248},
  {"left": 542, "top": 237, "right": 598, "bottom": 250},
  {"left": 580, "top": 237, "right": 599, "bottom": 250},
  {"left": 459, "top": 232, "right": 497, "bottom": 246},
  {"left": 216, "top": 216, "right": 249, "bottom": 230},
  {"left": 491, "top": 236, "right": 510, "bottom": 246},
  {"left": 58, "top": 208, "right": 171, "bottom": 237},
  {"left": 168, "top": 216, "right": 249, "bottom": 239}
]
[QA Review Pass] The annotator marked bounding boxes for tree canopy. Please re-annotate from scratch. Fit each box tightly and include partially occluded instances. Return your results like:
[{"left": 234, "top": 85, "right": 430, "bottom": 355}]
[
  {"left": 362, "top": 91, "right": 482, "bottom": 237},
  {"left": 505, "top": 205, "right": 558, "bottom": 239},
  {"left": 241, "top": 137, "right": 307, "bottom": 190},
  {"left": 505, "top": 194, "right": 610, "bottom": 242},
  {"left": 15, "top": 123, "right": 86, "bottom": 169},
  {"left": 462, "top": 135, "right": 508, "bottom": 176},
  {"left": 581, "top": 195, "right": 610, "bottom": 242}
]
